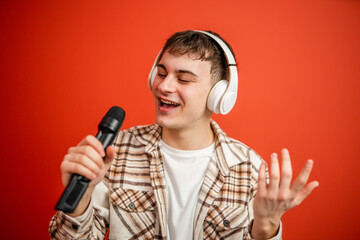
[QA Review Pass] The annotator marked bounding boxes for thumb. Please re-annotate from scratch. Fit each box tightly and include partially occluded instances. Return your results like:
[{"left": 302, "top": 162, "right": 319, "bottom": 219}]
[{"left": 104, "top": 145, "right": 115, "bottom": 169}]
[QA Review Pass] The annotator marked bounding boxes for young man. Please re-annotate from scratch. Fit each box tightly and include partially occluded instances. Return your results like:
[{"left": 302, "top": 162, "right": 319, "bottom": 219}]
[{"left": 49, "top": 30, "right": 318, "bottom": 239}]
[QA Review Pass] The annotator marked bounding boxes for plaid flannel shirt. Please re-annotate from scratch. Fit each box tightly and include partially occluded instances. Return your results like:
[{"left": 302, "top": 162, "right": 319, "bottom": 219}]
[{"left": 49, "top": 120, "right": 282, "bottom": 239}]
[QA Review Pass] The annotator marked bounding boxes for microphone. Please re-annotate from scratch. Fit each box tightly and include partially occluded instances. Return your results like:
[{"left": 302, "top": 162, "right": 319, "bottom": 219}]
[{"left": 54, "top": 106, "right": 125, "bottom": 213}]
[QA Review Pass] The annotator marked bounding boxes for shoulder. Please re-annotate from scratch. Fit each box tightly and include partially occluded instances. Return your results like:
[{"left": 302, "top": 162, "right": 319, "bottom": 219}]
[
  {"left": 114, "top": 123, "right": 162, "bottom": 146},
  {"left": 211, "top": 120, "right": 263, "bottom": 169},
  {"left": 221, "top": 137, "right": 265, "bottom": 194},
  {"left": 230, "top": 138, "right": 264, "bottom": 169}
]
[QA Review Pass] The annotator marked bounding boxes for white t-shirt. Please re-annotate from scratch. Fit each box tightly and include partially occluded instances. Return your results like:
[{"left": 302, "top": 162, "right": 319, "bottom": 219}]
[{"left": 160, "top": 140, "right": 215, "bottom": 240}]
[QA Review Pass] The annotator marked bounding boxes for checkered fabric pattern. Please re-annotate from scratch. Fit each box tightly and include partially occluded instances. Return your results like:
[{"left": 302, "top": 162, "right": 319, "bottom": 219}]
[{"left": 49, "top": 120, "right": 272, "bottom": 239}]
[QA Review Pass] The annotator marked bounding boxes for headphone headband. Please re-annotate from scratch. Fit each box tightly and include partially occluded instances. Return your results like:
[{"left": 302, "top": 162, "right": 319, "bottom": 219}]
[{"left": 195, "top": 31, "right": 238, "bottom": 114}]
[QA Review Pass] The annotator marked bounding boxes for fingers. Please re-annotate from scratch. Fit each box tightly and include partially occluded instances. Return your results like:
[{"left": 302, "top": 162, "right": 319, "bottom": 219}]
[
  {"left": 279, "top": 148, "right": 293, "bottom": 191},
  {"left": 291, "top": 159, "right": 315, "bottom": 194},
  {"left": 268, "top": 153, "right": 280, "bottom": 193},
  {"left": 78, "top": 135, "right": 106, "bottom": 157},
  {"left": 257, "top": 163, "right": 267, "bottom": 196},
  {"left": 61, "top": 135, "right": 112, "bottom": 187},
  {"left": 65, "top": 151, "right": 102, "bottom": 175},
  {"left": 254, "top": 149, "right": 319, "bottom": 219},
  {"left": 104, "top": 146, "right": 115, "bottom": 169},
  {"left": 303, "top": 181, "right": 320, "bottom": 197},
  {"left": 68, "top": 145, "right": 104, "bottom": 169},
  {"left": 61, "top": 159, "right": 97, "bottom": 182},
  {"left": 292, "top": 180, "right": 319, "bottom": 207}
]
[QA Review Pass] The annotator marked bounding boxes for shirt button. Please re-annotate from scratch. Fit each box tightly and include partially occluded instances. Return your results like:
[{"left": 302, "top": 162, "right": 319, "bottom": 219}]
[
  {"left": 223, "top": 220, "right": 230, "bottom": 227},
  {"left": 128, "top": 202, "right": 135, "bottom": 209},
  {"left": 71, "top": 224, "right": 79, "bottom": 230}
]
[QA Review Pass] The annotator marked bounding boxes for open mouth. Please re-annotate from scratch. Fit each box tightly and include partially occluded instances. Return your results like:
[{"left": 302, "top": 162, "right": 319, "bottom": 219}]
[{"left": 159, "top": 98, "right": 180, "bottom": 109}]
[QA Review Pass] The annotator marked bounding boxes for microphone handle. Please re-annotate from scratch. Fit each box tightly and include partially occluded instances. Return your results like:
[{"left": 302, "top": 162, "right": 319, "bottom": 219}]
[
  {"left": 54, "top": 131, "right": 115, "bottom": 213},
  {"left": 54, "top": 174, "right": 90, "bottom": 213}
]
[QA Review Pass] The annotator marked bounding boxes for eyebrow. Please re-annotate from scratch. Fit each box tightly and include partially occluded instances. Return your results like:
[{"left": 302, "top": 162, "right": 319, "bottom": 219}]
[{"left": 157, "top": 64, "right": 199, "bottom": 78}]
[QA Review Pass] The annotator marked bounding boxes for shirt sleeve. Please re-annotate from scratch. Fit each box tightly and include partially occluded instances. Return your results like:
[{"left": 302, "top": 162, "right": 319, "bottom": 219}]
[
  {"left": 49, "top": 181, "right": 110, "bottom": 239},
  {"left": 243, "top": 150, "right": 283, "bottom": 240},
  {"left": 267, "top": 221, "right": 282, "bottom": 240}
]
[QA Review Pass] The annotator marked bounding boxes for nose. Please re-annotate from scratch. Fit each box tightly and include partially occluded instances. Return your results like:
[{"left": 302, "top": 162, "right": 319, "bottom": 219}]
[{"left": 156, "top": 74, "right": 176, "bottom": 93}]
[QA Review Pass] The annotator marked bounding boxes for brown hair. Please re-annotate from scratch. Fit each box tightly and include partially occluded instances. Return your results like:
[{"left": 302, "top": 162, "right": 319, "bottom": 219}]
[{"left": 159, "top": 30, "right": 236, "bottom": 84}]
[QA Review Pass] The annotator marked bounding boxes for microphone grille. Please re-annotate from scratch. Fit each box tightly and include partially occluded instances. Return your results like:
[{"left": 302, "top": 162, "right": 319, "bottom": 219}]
[{"left": 105, "top": 106, "right": 125, "bottom": 121}]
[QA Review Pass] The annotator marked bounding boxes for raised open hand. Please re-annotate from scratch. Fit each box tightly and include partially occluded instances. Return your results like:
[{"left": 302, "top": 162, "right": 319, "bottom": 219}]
[{"left": 251, "top": 148, "right": 319, "bottom": 239}]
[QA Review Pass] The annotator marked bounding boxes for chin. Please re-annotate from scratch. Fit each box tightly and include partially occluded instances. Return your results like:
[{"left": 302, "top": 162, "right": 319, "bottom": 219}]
[
  {"left": 155, "top": 116, "right": 179, "bottom": 130},
  {"left": 156, "top": 119, "right": 173, "bottom": 129}
]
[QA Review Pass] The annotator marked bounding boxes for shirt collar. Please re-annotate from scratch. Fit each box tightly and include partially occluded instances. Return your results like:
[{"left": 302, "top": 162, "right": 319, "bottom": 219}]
[
  {"left": 210, "top": 119, "right": 249, "bottom": 176},
  {"left": 131, "top": 120, "right": 248, "bottom": 176}
]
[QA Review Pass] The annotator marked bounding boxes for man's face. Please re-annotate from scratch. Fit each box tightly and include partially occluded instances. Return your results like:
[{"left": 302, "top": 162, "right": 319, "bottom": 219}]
[{"left": 152, "top": 51, "right": 213, "bottom": 131}]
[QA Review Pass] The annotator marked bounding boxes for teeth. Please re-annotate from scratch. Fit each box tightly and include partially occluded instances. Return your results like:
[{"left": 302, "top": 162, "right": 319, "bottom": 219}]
[{"left": 161, "top": 99, "right": 179, "bottom": 106}]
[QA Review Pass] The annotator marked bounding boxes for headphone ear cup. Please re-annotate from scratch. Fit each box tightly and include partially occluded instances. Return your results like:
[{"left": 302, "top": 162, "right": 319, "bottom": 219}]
[
  {"left": 207, "top": 80, "right": 228, "bottom": 114},
  {"left": 148, "top": 67, "right": 157, "bottom": 90}
]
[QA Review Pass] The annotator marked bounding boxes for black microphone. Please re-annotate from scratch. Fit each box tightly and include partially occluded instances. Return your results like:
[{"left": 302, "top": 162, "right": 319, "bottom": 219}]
[{"left": 54, "top": 106, "right": 125, "bottom": 213}]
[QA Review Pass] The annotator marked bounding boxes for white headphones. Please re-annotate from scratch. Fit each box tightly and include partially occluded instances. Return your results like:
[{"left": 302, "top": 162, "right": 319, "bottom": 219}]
[{"left": 148, "top": 30, "right": 238, "bottom": 115}]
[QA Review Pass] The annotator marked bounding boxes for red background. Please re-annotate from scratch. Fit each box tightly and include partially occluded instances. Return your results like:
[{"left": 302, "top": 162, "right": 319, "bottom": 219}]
[{"left": 0, "top": 1, "right": 359, "bottom": 239}]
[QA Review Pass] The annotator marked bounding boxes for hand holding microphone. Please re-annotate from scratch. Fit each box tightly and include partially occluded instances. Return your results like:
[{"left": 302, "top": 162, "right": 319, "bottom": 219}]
[
  {"left": 61, "top": 135, "right": 115, "bottom": 193},
  {"left": 55, "top": 106, "right": 125, "bottom": 214}
]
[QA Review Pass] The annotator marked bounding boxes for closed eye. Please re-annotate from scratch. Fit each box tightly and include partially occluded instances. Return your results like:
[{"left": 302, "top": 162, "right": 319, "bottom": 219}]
[
  {"left": 156, "top": 64, "right": 167, "bottom": 78},
  {"left": 178, "top": 78, "right": 191, "bottom": 83},
  {"left": 158, "top": 72, "right": 167, "bottom": 78}
]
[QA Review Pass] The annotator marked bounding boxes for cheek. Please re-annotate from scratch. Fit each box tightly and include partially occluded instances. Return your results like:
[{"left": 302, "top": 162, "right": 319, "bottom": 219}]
[
  {"left": 152, "top": 78, "right": 162, "bottom": 95},
  {"left": 204, "top": 87, "right": 211, "bottom": 96},
  {"left": 184, "top": 87, "right": 211, "bottom": 106},
  {"left": 201, "top": 84, "right": 212, "bottom": 99}
]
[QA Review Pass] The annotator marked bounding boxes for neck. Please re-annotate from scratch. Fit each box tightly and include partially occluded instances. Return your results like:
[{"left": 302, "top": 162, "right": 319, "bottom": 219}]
[{"left": 161, "top": 120, "right": 214, "bottom": 150}]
